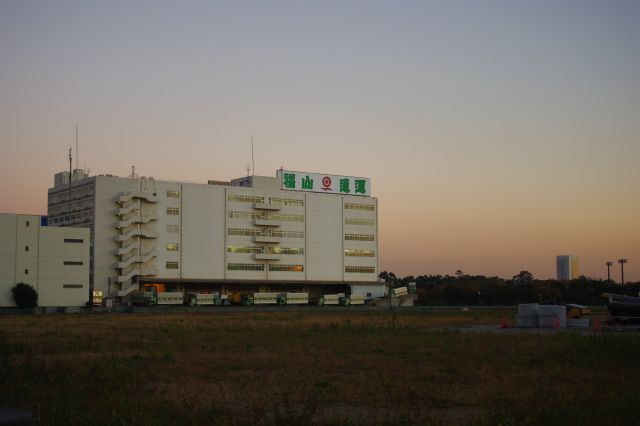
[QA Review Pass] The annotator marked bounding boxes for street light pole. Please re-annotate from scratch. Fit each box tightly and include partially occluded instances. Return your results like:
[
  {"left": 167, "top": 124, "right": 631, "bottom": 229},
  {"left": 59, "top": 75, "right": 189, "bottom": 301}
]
[
  {"left": 606, "top": 261, "right": 613, "bottom": 281},
  {"left": 618, "top": 259, "right": 628, "bottom": 285}
]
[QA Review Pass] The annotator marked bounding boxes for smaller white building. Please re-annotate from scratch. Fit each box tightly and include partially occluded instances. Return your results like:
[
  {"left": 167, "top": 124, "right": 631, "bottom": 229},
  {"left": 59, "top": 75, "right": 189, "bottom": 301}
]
[
  {"left": 0, "top": 213, "right": 90, "bottom": 307},
  {"left": 556, "top": 255, "right": 579, "bottom": 281}
]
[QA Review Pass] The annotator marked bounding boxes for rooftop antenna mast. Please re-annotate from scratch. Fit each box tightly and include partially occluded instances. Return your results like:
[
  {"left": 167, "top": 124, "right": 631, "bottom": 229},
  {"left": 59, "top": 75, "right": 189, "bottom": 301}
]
[
  {"left": 75, "top": 123, "right": 79, "bottom": 171},
  {"left": 251, "top": 134, "right": 255, "bottom": 176},
  {"left": 68, "top": 147, "right": 72, "bottom": 185}
]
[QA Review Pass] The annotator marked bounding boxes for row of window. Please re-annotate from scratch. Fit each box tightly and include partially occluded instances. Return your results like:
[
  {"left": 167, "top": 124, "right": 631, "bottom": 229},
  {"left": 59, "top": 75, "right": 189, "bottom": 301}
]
[
  {"left": 166, "top": 189, "right": 180, "bottom": 198},
  {"left": 227, "top": 245, "right": 263, "bottom": 254},
  {"left": 227, "top": 195, "right": 304, "bottom": 207},
  {"left": 344, "top": 233, "right": 375, "bottom": 241},
  {"left": 269, "top": 264, "right": 304, "bottom": 272},
  {"left": 166, "top": 243, "right": 179, "bottom": 251},
  {"left": 63, "top": 261, "right": 84, "bottom": 265},
  {"left": 228, "top": 228, "right": 262, "bottom": 237},
  {"left": 227, "top": 195, "right": 264, "bottom": 204},
  {"left": 270, "top": 198, "right": 304, "bottom": 207},
  {"left": 227, "top": 228, "right": 305, "bottom": 239},
  {"left": 48, "top": 184, "right": 95, "bottom": 205},
  {"left": 49, "top": 200, "right": 93, "bottom": 216},
  {"left": 345, "top": 266, "right": 376, "bottom": 273},
  {"left": 344, "top": 203, "right": 375, "bottom": 211},
  {"left": 50, "top": 210, "right": 93, "bottom": 224},
  {"left": 168, "top": 204, "right": 371, "bottom": 217},
  {"left": 344, "top": 249, "right": 375, "bottom": 257},
  {"left": 227, "top": 263, "right": 263, "bottom": 271},
  {"left": 163, "top": 262, "right": 373, "bottom": 273},
  {"left": 226, "top": 263, "right": 305, "bottom": 272},
  {"left": 228, "top": 211, "right": 305, "bottom": 222},
  {"left": 227, "top": 246, "right": 305, "bottom": 255},
  {"left": 272, "top": 247, "right": 304, "bottom": 255},
  {"left": 345, "top": 218, "right": 375, "bottom": 226},
  {"left": 166, "top": 224, "right": 180, "bottom": 233},
  {"left": 64, "top": 238, "right": 84, "bottom": 243}
]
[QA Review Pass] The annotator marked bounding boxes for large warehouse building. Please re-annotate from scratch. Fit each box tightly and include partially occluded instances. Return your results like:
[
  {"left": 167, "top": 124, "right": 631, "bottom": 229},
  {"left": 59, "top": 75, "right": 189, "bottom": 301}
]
[
  {"left": 0, "top": 213, "right": 90, "bottom": 307},
  {"left": 47, "top": 168, "right": 382, "bottom": 304}
]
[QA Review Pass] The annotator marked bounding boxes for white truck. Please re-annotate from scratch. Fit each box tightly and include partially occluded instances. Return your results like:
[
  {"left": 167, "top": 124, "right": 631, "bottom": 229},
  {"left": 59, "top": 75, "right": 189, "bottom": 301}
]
[
  {"left": 285, "top": 292, "right": 309, "bottom": 305},
  {"left": 253, "top": 292, "right": 279, "bottom": 305},
  {"left": 157, "top": 292, "right": 184, "bottom": 305}
]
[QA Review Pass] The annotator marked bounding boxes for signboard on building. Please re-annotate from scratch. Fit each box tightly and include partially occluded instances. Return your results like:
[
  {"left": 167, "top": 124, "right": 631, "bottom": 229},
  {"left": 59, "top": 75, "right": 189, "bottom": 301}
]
[{"left": 276, "top": 170, "right": 371, "bottom": 197}]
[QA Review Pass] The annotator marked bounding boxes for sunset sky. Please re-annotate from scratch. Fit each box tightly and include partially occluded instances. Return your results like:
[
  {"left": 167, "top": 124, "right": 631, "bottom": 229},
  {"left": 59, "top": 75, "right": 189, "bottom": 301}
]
[{"left": 1, "top": 1, "right": 638, "bottom": 281}]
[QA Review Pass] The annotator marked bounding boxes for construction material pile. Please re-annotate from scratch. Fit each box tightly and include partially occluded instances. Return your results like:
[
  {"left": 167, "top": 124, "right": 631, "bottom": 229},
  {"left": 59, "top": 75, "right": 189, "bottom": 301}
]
[{"left": 516, "top": 303, "right": 589, "bottom": 328}]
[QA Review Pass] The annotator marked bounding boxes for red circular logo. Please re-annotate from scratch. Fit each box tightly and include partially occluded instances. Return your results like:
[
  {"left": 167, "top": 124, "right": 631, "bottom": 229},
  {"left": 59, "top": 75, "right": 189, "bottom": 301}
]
[{"left": 322, "top": 176, "right": 331, "bottom": 188}]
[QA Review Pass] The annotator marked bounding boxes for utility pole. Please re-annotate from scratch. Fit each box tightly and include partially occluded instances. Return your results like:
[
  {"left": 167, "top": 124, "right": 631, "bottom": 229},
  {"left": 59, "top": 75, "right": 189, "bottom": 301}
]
[
  {"left": 606, "top": 261, "right": 613, "bottom": 281},
  {"left": 618, "top": 259, "right": 628, "bottom": 285}
]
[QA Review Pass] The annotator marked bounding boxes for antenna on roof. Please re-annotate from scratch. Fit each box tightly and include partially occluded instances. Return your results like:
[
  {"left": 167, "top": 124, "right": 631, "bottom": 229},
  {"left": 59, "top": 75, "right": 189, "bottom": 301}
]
[
  {"left": 245, "top": 161, "right": 251, "bottom": 177},
  {"left": 251, "top": 134, "right": 255, "bottom": 176},
  {"left": 68, "top": 147, "right": 72, "bottom": 185},
  {"left": 75, "top": 123, "right": 79, "bottom": 171}
]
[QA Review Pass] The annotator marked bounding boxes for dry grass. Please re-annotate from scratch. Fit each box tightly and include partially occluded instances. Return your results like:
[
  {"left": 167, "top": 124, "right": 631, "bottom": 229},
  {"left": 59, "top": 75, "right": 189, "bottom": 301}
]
[{"left": 1, "top": 309, "right": 639, "bottom": 425}]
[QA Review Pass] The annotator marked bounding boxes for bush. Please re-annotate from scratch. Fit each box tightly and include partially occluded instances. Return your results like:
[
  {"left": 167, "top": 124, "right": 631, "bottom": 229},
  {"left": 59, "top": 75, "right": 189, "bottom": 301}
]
[{"left": 12, "top": 282, "right": 38, "bottom": 308}]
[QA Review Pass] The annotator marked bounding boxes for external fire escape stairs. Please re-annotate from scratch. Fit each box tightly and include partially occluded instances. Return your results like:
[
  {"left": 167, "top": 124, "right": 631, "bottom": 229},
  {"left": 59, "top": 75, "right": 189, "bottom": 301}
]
[{"left": 114, "top": 190, "right": 159, "bottom": 297}]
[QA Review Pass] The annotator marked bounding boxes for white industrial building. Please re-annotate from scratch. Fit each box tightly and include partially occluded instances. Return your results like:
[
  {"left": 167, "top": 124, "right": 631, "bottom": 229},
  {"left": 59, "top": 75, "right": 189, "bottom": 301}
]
[
  {"left": 47, "top": 168, "right": 382, "bottom": 304},
  {"left": 0, "top": 213, "right": 90, "bottom": 307},
  {"left": 556, "top": 255, "right": 579, "bottom": 281}
]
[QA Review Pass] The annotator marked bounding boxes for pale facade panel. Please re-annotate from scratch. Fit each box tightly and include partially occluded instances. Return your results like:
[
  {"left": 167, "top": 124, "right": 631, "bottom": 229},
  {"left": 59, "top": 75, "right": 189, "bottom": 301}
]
[{"left": 305, "top": 194, "right": 343, "bottom": 281}]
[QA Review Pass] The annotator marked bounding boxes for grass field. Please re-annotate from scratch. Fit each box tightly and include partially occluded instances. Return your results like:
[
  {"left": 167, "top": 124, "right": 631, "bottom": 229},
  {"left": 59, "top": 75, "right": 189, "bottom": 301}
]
[{"left": 1, "top": 308, "right": 639, "bottom": 425}]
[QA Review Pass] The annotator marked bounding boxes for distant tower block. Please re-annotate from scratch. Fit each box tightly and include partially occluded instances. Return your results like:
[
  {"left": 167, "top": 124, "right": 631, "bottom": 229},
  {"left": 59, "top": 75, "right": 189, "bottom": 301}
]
[{"left": 556, "top": 255, "right": 579, "bottom": 281}]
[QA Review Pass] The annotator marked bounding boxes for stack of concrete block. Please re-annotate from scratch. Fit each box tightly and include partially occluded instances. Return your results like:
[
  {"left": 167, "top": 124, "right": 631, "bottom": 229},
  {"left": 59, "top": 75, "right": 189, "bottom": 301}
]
[
  {"left": 538, "top": 305, "right": 566, "bottom": 328},
  {"left": 517, "top": 303, "right": 539, "bottom": 327}
]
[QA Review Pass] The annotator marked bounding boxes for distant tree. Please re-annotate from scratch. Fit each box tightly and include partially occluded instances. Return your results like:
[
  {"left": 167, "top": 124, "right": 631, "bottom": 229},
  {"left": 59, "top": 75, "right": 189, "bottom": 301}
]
[
  {"left": 379, "top": 271, "right": 399, "bottom": 284},
  {"left": 12, "top": 282, "right": 38, "bottom": 308},
  {"left": 512, "top": 271, "right": 534, "bottom": 284},
  {"left": 443, "top": 285, "right": 461, "bottom": 305},
  {"left": 455, "top": 270, "right": 465, "bottom": 279}
]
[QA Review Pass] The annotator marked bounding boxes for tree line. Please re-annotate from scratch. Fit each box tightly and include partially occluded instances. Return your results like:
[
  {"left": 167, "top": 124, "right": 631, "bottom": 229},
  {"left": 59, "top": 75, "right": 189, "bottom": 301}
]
[{"left": 379, "top": 270, "right": 640, "bottom": 306}]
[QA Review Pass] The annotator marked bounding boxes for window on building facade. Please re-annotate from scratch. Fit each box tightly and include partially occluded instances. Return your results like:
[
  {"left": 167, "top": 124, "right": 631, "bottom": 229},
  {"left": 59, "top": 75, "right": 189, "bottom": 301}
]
[
  {"left": 345, "top": 266, "right": 376, "bottom": 273},
  {"left": 269, "top": 213, "right": 304, "bottom": 222},
  {"left": 344, "top": 233, "right": 375, "bottom": 241},
  {"left": 25, "top": 246, "right": 29, "bottom": 252},
  {"left": 24, "top": 269, "right": 29, "bottom": 275},
  {"left": 166, "top": 261, "right": 179, "bottom": 270},
  {"left": 64, "top": 238, "right": 84, "bottom": 243},
  {"left": 228, "top": 228, "right": 263, "bottom": 237},
  {"left": 227, "top": 246, "right": 264, "bottom": 254},
  {"left": 166, "top": 243, "right": 179, "bottom": 251},
  {"left": 64, "top": 261, "right": 84, "bottom": 265},
  {"left": 270, "top": 230, "right": 304, "bottom": 239},
  {"left": 270, "top": 198, "right": 304, "bottom": 207},
  {"left": 166, "top": 189, "right": 180, "bottom": 198},
  {"left": 26, "top": 221, "right": 30, "bottom": 227},
  {"left": 272, "top": 247, "right": 304, "bottom": 255},
  {"left": 63, "top": 284, "right": 83, "bottom": 289},
  {"left": 166, "top": 224, "right": 180, "bottom": 233},
  {"left": 344, "top": 203, "right": 375, "bottom": 211},
  {"left": 345, "top": 218, "right": 375, "bottom": 226},
  {"left": 166, "top": 207, "right": 179, "bottom": 215},
  {"left": 228, "top": 211, "right": 263, "bottom": 220},
  {"left": 344, "top": 249, "right": 375, "bottom": 257},
  {"left": 227, "top": 194, "right": 264, "bottom": 204},
  {"left": 227, "top": 263, "right": 264, "bottom": 271},
  {"left": 269, "top": 264, "right": 304, "bottom": 272}
]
